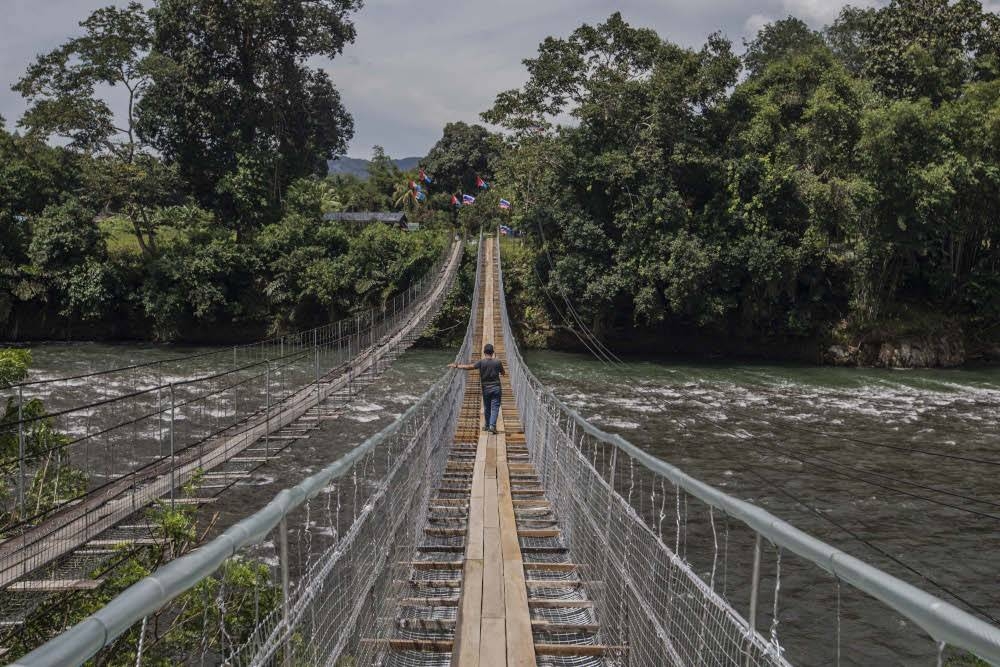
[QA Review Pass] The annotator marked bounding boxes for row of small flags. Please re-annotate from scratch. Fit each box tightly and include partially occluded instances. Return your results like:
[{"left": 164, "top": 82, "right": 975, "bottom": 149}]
[
  {"left": 408, "top": 169, "right": 512, "bottom": 210},
  {"left": 448, "top": 194, "right": 512, "bottom": 211}
]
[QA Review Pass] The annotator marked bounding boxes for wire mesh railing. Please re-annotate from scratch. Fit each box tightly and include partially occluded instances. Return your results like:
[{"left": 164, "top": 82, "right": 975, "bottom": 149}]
[
  {"left": 0, "top": 239, "right": 462, "bottom": 595},
  {"left": 5, "top": 234, "right": 481, "bottom": 667},
  {"left": 493, "top": 236, "right": 1000, "bottom": 666}
]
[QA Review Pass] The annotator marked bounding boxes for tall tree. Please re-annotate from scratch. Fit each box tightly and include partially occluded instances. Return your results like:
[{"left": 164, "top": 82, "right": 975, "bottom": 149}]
[
  {"left": 484, "top": 13, "right": 739, "bottom": 332},
  {"left": 423, "top": 122, "right": 500, "bottom": 194},
  {"left": 743, "top": 17, "right": 826, "bottom": 78},
  {"left": 828, "top": 0, "right": 1000, "bottom": 103},
  {"left": 139, "top": 0, "right": 359, "bottom": 236},
  {"left": 13, "top": 2, "right": 168, "bottom": 256}
]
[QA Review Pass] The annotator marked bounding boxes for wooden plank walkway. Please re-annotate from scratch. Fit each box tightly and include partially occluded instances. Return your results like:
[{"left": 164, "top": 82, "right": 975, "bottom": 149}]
[
  {"left": 385, "top": 237, "right": 608, "bottom": 666},
  {"left": 453, "top": 239, "right": 537, "bottom": 667}
]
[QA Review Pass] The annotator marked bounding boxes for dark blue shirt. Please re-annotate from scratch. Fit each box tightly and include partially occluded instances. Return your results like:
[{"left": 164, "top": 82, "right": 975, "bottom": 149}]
[{"left": 473, "top": 358, "right": 505, "bottom": 387}]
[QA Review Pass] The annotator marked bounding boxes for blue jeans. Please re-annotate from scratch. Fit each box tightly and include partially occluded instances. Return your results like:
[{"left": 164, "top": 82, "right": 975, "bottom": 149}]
[{"left": 482, "top": 384, "right": 501, "bottom": 430}]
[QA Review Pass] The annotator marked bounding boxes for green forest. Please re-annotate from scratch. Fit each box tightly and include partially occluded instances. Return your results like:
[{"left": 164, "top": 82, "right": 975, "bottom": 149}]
[
  {"left": 0, "top": 1, "right": 448, "bottom": 343},
  {"left": 486, "top": 4, "right": 1000, "bottom": 366},
  {"left": 2, "top": 0, "right": 999, "bottom": 366}
]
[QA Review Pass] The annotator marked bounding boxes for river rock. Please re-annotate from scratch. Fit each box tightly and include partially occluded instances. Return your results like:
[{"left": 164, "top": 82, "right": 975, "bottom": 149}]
[
  {"left": 825, "top": 326, "right": 966, "bottom": 368},
  {"left": 873, "top": 335, "right": 964, "bottom": 368},
  {"left": 826, "top": 345, "right": 853, "bottom": 366}
]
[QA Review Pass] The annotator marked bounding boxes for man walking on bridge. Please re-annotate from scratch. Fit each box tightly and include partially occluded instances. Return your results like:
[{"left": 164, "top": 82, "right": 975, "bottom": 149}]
[{"left": 449, "top": 343, "right": 505, "bottom": 434}]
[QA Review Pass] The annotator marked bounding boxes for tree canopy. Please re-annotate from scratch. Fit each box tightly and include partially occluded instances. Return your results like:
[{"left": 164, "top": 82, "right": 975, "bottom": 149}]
[
  {"left": 2, "top": 1, "right": 998, "bottom": 361},
  {"left": 487, "top": 5, "right": 1000, "bottom": 356},
  {"left": 1, "top": 1, "right": 455, "bottom": 343}
]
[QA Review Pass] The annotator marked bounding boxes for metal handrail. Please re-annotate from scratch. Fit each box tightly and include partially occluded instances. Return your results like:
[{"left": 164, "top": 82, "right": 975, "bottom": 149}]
[{"left": 492, "top": 234, "right": 1000, "bottom": 665}]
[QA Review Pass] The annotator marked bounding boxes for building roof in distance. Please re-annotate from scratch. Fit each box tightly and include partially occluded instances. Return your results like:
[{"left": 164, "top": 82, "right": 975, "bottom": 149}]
[{"left": 322, "top": 211, "right": 407, "bottom": 223}]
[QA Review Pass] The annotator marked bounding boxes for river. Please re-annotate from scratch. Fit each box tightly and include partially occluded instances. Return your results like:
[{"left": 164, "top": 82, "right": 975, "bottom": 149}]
[{"left": 14, "top": 342, "right": 1000, "bottom": 665}]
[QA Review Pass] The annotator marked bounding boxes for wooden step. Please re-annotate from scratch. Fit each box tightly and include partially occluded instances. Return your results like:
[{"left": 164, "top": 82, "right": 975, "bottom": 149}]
[
  {"left": 403, "top": 561, "right": 463, "bottom": 570},
  {"left": 364, "top": 639, "right": 454, "bottom": 652},
  {"left": 8, "top": 578, "right": 104, "bottom": 592},
  {"left": 532, "top": 621, "right": 600, "bottom": 634},
  {"left": 399, "top": 597, "right": 460, "bottom": 607},
  {"left": 528, "top": 599, "right": 594, "bottom": 609},
  {"left": 523, "top": 563, "right": 581, "bottom": 572},
  {"left": 534, "top": 643, "right": 625, "bottom": 657}
]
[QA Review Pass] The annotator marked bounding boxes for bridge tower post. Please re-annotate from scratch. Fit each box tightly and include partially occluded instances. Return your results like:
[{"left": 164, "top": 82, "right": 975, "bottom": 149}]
[
  {"left": 17, "top": 386, "right": 25, "bottom": 519},
  {"left": 314, "top": 329, "right": 320, "bottom": 404},
  {"left": 265, "top": 360, "right": 271, "bottom": 460},
  {"left": 746, "top": 532, "right": 763, "bottom": 665},
  {"left": 279, "top": 517, "right": 291, "bottom": 667},
  {"left": 169, "top": 383, "right": 176, "bottom": 510}
]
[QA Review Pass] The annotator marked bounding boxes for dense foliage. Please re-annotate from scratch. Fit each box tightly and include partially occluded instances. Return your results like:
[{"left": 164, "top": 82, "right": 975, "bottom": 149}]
[
  {"left": 4, "top": 0, "right": 999, "bottom": 362},
  {"left": 485, "top": 4, "right": 1000, "bottom": 360},
  {"left": 0, "top": 0, "right": 450, "bottom": 342}
]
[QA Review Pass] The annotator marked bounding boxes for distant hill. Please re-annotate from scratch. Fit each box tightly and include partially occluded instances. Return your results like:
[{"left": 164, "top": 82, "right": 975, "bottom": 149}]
[{"left": 327, "top": 156, "right": 422, "bottom": 179}]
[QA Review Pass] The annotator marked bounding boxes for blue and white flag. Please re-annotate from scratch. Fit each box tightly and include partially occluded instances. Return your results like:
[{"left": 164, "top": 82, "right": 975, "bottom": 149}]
[
  {"left": 462, "top": 194, "right": 476, "bottom": 205},
  {"left": 499, "top": 199, "right": 511, "bottom": 210}
]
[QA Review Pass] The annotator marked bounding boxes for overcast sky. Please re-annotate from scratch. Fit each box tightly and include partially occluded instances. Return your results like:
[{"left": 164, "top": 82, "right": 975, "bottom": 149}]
[{"left": 3, "top": 0, "right": 996, "bottom": 159}]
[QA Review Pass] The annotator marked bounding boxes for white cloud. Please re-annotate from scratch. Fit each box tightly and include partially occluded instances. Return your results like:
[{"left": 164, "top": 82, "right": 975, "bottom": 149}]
[
  {"left": 744, "top": 13, "right": 773, "bottom": 38},
  {"left": 777, "top": 0, "right": 885, "bottom": 25}
]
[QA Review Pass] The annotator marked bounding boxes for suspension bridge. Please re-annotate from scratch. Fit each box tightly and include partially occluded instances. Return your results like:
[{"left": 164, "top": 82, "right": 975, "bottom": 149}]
[
  {"left": 4, "top": 235, "right": 1000, "bottom": 666},
  {"left": 0, "top": 240, "right": 461, "bottom": 623}
]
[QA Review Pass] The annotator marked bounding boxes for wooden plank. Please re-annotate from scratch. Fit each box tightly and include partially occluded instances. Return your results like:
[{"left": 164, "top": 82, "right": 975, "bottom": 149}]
[
  {"left": 455, "top": 522, "right": 484, "bottom": 662},
  {"left": 483, "top": 476, "right": 501, "bottom": 623},
  {"left": 525, "top": 580, "right": 588, "bottom": 589},
  {"left": 465, "top": 483, "right": 485, "bottom": 562},
  {"left": 366, "top": 639, "right": 454, "bottom": 652},
  {"left": 399, "top": 597, "right": 460, "bottom": 607},
  {"left": 425, "top": 527, "right": 467, "bottom": 537},
  {"left": 482, "top": 527, "right": 504, "bottom": 618},
  {"left": 405, "top": 561, "right": 463, "bottom": 570},
  {"left": 511, "top": 499, "right": 549, "bottom": 508},
  {"left": 496, "top": 403, "right": 537, "bottom": 666},
  {"left": 485, "top": 443, "right": 497, "bottom": 478},
  {"left": 531, "top": 621, "right": 601, "bottom": 633},
  {"left": 498, "top": 467, "right": 520, "bottom": 563},
  {"left": 398, "top": 618, "right": 457, "bottom": 631},
  {"left": 431, "top": 498, "right": 470, "bottom": 506},
  {"left": 503, "top": 556, "right": 536, "bottom": 666},
  {"left": 484, "top": 479, "right": 499, "bottom": 529},
  {"left": 527, "top": 599, "right": 595, "bottom": 609},
  {"left": 9, "top": 578, "right": 104, "bottom": 592},
  {"left": 403, "top": 579, "right": 462, "bottom": 589},
  {"left": 522, "top": 562, "right": 581, "bottom": 572},
  {"left": 517, "top": 528, "right": 560, "bottom": 538},
  {"left": 534, "top": 643, "right": 626, "bottom": 657},
  {"left": 480, "top": 618, "right": 506, "bottom": 667}
]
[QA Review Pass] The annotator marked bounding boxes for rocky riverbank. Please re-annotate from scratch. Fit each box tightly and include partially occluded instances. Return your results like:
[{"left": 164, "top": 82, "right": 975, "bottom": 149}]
[{"left": 825, "top": 325, "right": 968, "bottom": 368}]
